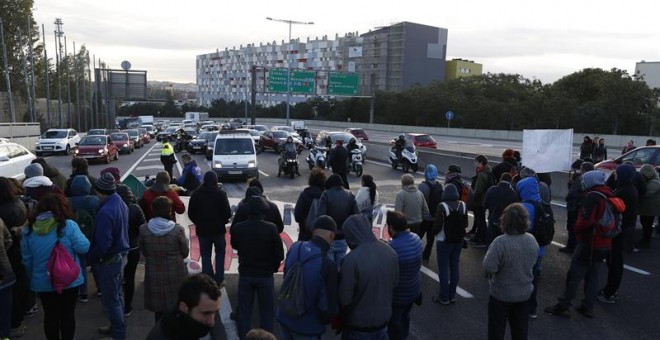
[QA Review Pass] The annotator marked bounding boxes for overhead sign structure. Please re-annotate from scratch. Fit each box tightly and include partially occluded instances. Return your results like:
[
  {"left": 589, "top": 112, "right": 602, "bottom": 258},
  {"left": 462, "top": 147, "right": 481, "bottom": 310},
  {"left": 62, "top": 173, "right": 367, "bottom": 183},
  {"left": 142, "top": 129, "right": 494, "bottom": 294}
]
[
  {"left": 522, "top": 129, "right": 574, "bottom": 173},
  {"left": 328, "top": 73, "right": 360, "bottom": 96},
  {"left": 268, "top": 68, "right": 316, "bottom": 94}
]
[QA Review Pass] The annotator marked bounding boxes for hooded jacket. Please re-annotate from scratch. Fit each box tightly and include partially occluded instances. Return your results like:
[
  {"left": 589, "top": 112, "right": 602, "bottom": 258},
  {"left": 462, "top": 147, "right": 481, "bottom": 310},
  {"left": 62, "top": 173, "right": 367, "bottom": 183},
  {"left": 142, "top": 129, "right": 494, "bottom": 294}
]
[
  {"left": 614, "top": 165, "right": 639, "bottom": 230},
  {"left": 389, "top": 230, "right": 422, "bottom": 306},
  {"left": 67, "top": 175, "right": 100, "bottom": 215},
  {"left": 472, "top": 165, "right": 494, "bottom": 207},
  {"left": 394, "top": 185, "right": 429, "bottom": 225},
  {"left": 40, "top": 163, "right": 67, "bottom": 193},
  {"left": 318, "top": 178, "right": 359, "bottom": 239},
  {"left": 88, "top": 193, "right": 129, "bottom": 264},
  {"left": 0, "top": 221, "right": 15, "bottom": 289},
  {"left": 65, "top": 169, "right": 97, "bottom": 197},
  {"left": 0, "top": 196, "right": 27, "bottom": 229},
  {"left": 433, "top": 184, "right": 468, "bottom": 242},
  {"left": 640, "top": 164, "right": 660, "bottom": 216},
  {"left": 339, "top": 215, "right": 399, "bottom": 330},
  {"left": 484, "top": 180, "right": 520, "bottom": 226},
  {"left": 575, "top": 171, "right": 615, "bottom": 251},
  {"left": 21, "top": 214, "right": 89, "bottom": 292},
  {"left": 117, "top": 184, "right": 146, "bottom": 249},
  {"left": 231, "top": 187, "right": 284, "bottom": 233},
  {"left": 517, "top": 177, "right": 545, "bottom": 256},
  {"left": 418, "top": 165, "right": 442, "bottom": 221},
  {"left": 294, "top": 185, "right": 324, "bottom": 240},
  {"left": 188, "top": 182, "right": 232, "bottom": 238},
  {"left": 176, "top": 160, "right": 202, "bottom": 191}
]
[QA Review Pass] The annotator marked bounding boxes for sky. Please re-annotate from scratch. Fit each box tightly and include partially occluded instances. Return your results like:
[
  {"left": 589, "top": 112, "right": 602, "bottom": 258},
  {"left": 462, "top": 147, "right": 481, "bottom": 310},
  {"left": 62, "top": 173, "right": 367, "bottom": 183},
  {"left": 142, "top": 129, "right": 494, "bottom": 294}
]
[{"left": 32, "top": 0, "right": 660, "bottom": 84}]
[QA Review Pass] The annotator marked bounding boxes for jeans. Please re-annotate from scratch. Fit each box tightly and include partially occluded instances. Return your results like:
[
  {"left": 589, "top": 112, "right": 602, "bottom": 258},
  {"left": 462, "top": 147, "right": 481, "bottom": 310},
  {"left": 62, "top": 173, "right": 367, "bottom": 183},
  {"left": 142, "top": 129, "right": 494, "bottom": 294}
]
[
  {"left": 329, "top": 239, "right": 348, "bottom": 266},
  {"left": 558, "top": 244, "right": 607, "bottom": 310},
  {"left": 281, "top": 327, "right": 322, "bottom": 340},
  {"left": 0, "top": 284, "right": 12, "bottom": 338},
  {"left": 472, "top": 206, "right": 487, "bottom": 243},
  {"left": 78, "top": 254, "right": 88, "bottom": 296},
  {"left": 488, "top": 296, "right": 528, "bottom": 340},
  {"left": 415, "top": 220, "right": 435, "bottom": 260},
  {"left": 436, "top": 240, "right": 463, "bottom": 302},
  {"left": 388, "top": 303, "right": 413, "bottom": 340},
  {"left": 528, "top": 257, "right": 541, "bottom": 314},
  {"left": 123, "top": 248, "right": 140, "bottom": 312},
  {"left": 38, "top": 286, "right": 79, "bottom": 340},
  {"left": 334, "top": 171, "right": 350, "bottom": 190},
  {"left": 94, "top": 255, "right": 127, "bottom": 339},
  {"left": 237, "top": 275, "right": 275, "bottom": 339},
  {"left": 199, "top": 234, "right": 226, "bottom": 283},
  {"left": 342, "top": 326, "right": 388, "bottom": 340},
  {"left": 565, "top": 210, "right": 578, "bottom": 250},
  {"left": 486, "top": 221, "right": 501, "bottom": 247}
]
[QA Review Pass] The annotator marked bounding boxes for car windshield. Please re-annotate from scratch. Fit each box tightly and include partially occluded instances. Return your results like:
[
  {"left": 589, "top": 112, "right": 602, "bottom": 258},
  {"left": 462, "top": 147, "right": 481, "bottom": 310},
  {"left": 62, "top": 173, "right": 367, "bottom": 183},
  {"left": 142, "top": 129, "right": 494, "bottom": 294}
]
[
  {"left": 331, "top": 133, "right": 354, "bottom": 143},
  {"left": 126, "top": 130, "right": 139, "bottom": 137},
  {"left": 165, "top": 127, "right": 177, "bottom": 133},
  {"left": 414, "top": 134, "right": 434, "bottom": 142},
  {"left": 139, "top": 128, "right": 147, "bottom": 134},
  {"left": 42, "top": 130, "right": 67, "bottom": 138},
  {"left": 621, "top": 148, "right": 658, "bottom": 166},
  {"left": 254, "top": 125, "right": 268, "bottom": 131},
  {"left": 184, "top": 128, "right": 197, "bottom": 134},
  {"left": 87, "top": 129, "right": 105, "bottom": 135},
  {"left": 111, "top": 133, "right": 128, "bottom": 141},
  {"left": 214, "top": 139, "right": 255, "bottom": 155},
  {"left": 272, "top": 131, "right": 288, "bottom": 138},
  {"left": 249, "top": 130, "right": 260, "bottom": 137},
  {"left": 198, "top": 132, "right": 213, "bottom": 140},
  {"left": 80, "top": 136, "right": 105, "bottom": 145},
  {"left": 350, "top": 129, "right": 364, "bottom": 134},
  {"left": 405, "top": 145, "right": 416, "bottom": 152}
]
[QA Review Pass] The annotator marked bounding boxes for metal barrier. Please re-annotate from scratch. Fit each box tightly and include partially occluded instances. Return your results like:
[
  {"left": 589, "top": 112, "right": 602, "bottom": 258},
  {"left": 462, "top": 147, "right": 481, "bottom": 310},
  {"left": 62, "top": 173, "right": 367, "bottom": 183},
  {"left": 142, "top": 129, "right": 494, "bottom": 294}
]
[{"left": 0, "top": 123, "right": 42, "bottom": 150}]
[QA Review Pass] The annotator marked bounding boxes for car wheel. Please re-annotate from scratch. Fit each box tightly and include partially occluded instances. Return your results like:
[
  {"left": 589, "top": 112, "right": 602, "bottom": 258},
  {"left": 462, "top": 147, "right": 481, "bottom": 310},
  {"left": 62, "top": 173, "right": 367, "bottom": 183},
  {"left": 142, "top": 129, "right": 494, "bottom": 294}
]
[
  {"left": 104, "top": 154, "right": 110, "bottom": 164},
  {"left": 64, "top": 145, "right": 71, "bottom": 155},
  {"left": 114, "top": 151, "right": 119, "bottom": 160}
]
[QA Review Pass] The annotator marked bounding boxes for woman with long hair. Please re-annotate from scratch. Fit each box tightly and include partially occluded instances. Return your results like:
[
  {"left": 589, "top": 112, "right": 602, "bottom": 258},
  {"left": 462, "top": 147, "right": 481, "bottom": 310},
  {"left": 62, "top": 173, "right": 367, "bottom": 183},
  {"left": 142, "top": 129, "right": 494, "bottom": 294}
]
[
  {"left": 21, "top": 194, "right": 89, "bottom": 340},
  {"left": 355, "top": 174, "right": 379, "bottom": 223}
]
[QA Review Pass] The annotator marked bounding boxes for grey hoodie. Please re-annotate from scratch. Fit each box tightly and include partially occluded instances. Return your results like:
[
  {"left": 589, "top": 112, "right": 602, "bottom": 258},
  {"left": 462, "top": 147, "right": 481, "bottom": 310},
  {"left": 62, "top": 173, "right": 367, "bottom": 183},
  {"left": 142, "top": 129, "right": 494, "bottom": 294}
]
[
  {"left": 339, "top": 214, "right": 399, "bottom": 330},
  {"left": 394, "top": 185, "right": 429, "bottom": 225},
  {"left": 147, "top": 217, "right": 176, "bottom": 236}
]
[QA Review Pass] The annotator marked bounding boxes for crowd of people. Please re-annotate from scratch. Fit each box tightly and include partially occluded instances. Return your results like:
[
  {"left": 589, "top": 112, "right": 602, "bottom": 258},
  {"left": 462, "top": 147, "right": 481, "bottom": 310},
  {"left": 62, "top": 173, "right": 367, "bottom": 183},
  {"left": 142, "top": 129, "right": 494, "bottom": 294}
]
[{"left": 1, "top": 137, "right": 660, "bottom": 340}]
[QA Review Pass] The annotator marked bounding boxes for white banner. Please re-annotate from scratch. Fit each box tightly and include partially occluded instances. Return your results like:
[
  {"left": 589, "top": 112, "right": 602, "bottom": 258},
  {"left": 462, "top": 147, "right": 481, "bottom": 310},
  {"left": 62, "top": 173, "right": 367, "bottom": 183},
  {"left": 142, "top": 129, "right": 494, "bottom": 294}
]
[{"left": 522, "top": 129, "right": 574, "bottom": 173}]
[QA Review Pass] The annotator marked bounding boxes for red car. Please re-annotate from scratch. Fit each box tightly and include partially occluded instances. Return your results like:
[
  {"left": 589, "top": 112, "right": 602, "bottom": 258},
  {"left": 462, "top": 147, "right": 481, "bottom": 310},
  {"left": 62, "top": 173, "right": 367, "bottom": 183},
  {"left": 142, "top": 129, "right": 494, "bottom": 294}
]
[
  {"left": 595, "top": 145, "right": 660, "bottom": 174},
  {"left": 405, "top": 133, "right": 437, "bottom": 149},
  {"left": 258, "top": 130, "right": 302, "bottom": 153},
  {"left": 139, "top": 128, "right": 151, "bottom": 144},
  {"left": 110, "top": 132, "right": 135, "bottom": 154},
  {"left": 74, "top": 135, "right": 119, "bottom": 164},
  {"left": 345, "top": 128, "right": 369, "bottom": 141}
]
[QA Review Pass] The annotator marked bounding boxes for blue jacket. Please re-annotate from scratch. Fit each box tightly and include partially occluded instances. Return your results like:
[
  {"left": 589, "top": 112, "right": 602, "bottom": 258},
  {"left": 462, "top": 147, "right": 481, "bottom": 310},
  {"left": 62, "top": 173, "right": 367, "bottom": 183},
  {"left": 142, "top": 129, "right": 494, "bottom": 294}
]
[
  {"left": 88, "top": 193, "right": 129, "bottom": 264},
  {"left": 21, "top": 218, "right": 90, "bottom": 292},
  {"left": 517, "top": 177, "right": 544, "bottom": 257},
  {"left": 276, "top": 237, "right": 338, "bottom": 336},
  {"left": 67, "top": 175, "right": 99, "bottom": 218},
  {"left": 389, "top": 231, "right": 423, "bottom": 305},
  {"left": 176, "top": 160, "right": 202, "bottom": 190}
]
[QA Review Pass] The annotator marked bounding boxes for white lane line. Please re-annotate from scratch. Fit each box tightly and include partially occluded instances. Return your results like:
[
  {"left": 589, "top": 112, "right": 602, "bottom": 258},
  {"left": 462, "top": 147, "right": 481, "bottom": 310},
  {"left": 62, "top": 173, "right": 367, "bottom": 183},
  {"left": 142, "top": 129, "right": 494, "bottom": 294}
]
[
  {"left": 135, "top": 165, "right": 167, "bottom": 171},
  {"left": 420, "top": 265, "right": 475, "bottom": 299},
  {"left": 550, "top": 241, "right": 651, "bottom": 276},
  {"left": 219, "top": 287, "right": 239, "bottom": 340},
  {"left": 141, "top": 158, "right": 161, "bottom": 162},
  {"left": 259, "top": 170, "right": 270, "bottom": 177},
  {"left": 121, "top": 143, "right": 159, "bottom": 181}
]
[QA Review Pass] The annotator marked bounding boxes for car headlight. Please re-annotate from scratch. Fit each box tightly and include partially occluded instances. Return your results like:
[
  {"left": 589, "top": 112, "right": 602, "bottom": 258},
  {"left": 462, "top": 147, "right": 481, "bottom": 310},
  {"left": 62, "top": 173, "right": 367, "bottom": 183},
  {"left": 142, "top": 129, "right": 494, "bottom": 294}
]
[
  {"left": 98, "top": 149, "right": 104, "bottom": 154},
  {"left": 74, "top": 149, "right": 79, "bottom": 154},
  {"left": 214, "top": 161, "right": 222, "bottom": 168},
  {"left": 247, "top": 160, "right": 256, "bottom": 168},
  {"left": 123, "top": 144, "right": 128, "bottom": 147}
]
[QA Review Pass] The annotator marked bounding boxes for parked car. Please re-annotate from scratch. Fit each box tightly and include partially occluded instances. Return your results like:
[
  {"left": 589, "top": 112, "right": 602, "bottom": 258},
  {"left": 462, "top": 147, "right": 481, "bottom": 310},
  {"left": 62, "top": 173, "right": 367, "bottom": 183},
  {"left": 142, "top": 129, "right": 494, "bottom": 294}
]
[
  {"left": 345, "top": 128, "right": 369, "bottom": 141},
  {"left": 109, "top": 132, "right": 134, "bottom": 154},
  {"left": 595, "top": 145, "right": 660, "bottom": 174},
  {"left": 156, "top": 132, "right": 171, "bottom": 142},
  {"left": 87, "top": 128, "right": 108, "bottom": 136},
  {"left": 74, "top": 135, "right": 119, "bottom": 164},
  {"left": 188, "top": 131, "right": 218, "bottom": 155},
  {"left": 138, "top": 128, "right": 151, "bottom": 144},
  {"left": 245, "top": 125, "right": 269, "bottom": 134},
  {"left": 405, "top": 133, "right": 437, "bottom": 149},
  {"left": 200, "top": 124, "right": 219, "bottom": 132},
  {"left": 212, "top": 130, "right": 258, "bottom": 180},
  {"left": 240, "top": 129, "right": 261, "bottom": 146},
  {"left": 141, "top": 124, "right": 157, "bottom": 138},
  {"left": 315, "top": 131, "right": 367, "bottom": 158},
  {"left": 125, "top": 129, "right": 143, "bottom": 149},
  {"left": 0, "top": 139, "right": 36, "bottom": 180},
  {"left": 183, "top": 127, "right": 199, "bottom": 139},
  {"left": 35, "top": 128, "right": 81, "bottom": 156},
  {"left": 259, "top": 130, "right": 303, "bottom": 153},
  {"left": 271, "top": 126, "right": 300, "bottom": 139}
]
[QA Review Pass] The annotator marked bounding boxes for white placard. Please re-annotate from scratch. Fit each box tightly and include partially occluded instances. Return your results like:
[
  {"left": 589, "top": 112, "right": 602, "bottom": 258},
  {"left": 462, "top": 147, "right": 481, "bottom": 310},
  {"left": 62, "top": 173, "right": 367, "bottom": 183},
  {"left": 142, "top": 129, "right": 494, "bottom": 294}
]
[
  {"left": 522, "top": 129, "right": 574, "bottom": 173},
  {"left": 348, "top": 46, "right": 362, "bottom": 58}
]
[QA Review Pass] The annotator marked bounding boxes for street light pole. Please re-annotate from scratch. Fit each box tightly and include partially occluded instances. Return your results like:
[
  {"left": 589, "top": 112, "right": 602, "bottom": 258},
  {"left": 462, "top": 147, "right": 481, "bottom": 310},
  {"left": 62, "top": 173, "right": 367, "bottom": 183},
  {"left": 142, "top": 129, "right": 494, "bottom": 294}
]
[{"left": 266, "top": 17, "right": 313, "bottom": 126}]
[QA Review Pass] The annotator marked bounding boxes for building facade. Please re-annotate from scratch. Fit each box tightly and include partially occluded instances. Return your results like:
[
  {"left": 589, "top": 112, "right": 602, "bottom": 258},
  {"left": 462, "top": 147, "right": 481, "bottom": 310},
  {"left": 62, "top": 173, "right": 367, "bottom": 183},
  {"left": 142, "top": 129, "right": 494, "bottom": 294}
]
[
  {"left": 445, "top": 59, "right": 483, "bottom": 81},
  {"left": 196, "top": 22, "right": 448, "bottom": 107},
  {"left": 635, "top": 61, "right": 660, "bottom": 89}
]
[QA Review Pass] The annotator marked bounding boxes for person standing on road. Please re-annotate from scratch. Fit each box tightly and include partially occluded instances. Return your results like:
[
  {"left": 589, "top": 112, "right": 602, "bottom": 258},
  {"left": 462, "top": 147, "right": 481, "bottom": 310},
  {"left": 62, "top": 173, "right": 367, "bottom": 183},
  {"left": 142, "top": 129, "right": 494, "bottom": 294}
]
[
  {"left": 638, "top": 164, "right": 660, "bottom": 248},
  {"left": 31, "top": 158, "right": 67, "bottom": 193},
  {"left": 471, "top": 155, "right": 495, "bottom": 247},
  {"left": 188, "top": 171, "right": 232, "bottom": 286},
  {"left": 484, "top": 173, "right": 520, "bottom": 246},
  {"left": 483, "top": 203, "right": 539, "bottom": 340},
  {"left": 230, "top": 195, "right": 284, "bottom": 338},
  {"left": 22, "top": 163, "right": 65, "bottom": 201},
  {"left": 561, "top": 161, "right": 592, "bottom": 254},
  {"left": 146, "top": 274, "right": 222, "bottom": 340},
  {"left": 232, "top": 180, "right": 284, "bottom": 233},
  {"left": 276, "top": 216, "right": 339, "bottom": 339},
  {"left": 592, "top": 138, "right": 608, "bottom": 163},
  {"left": 140, "top": 196, "right": 189, "bottom": 323},
  {"left": 491, "top": 149, "right": 519, "bottom": 184},
  {"left": 339, "top": 214, "right": 399, "bottom": 339},
  {"left": 318, "top": 174, "right": 360, "bottom": 265},
  {"left": 395, "top": 174, "right": 430, "bottom": 236},
  {"left": 0, "top": 219, "right": 15, "bottom": 340},
  {"left": 417, "top": 165, "right": 442, "bottom": 261},
  {"left": 175, "top": 153, "right": 203, "bottom": 194},
  {"left": 294, "top": 169, "right": 327, "bottom": 241},
  {"left": 355, "top": 174, "right": 379, "bottom": 224},
  {"left": 386, "top": 211, "right": 422, "bottom": 340},
  {"left": 141, "top": 171, "right": 186, "bottom": 222},
  {"left": 116, "top": 182, "right": 145, "bottom": 317},
  {"left": 89, "top": 173, "right": 129, "bottom": 340},
  {"left": 328, "top": 140, "right": 350, "bottom": 189},
  {"left": 545, "top": 170, "right": 614, "bottom": 319},
  {"left": 65, "top": 158, "right": 97, "bottom": 197},
  {"left": 160, "top": 137, "right": 177, "bottom": 180},
  {"left": 579, "top": 136, "right": 594, "bottom": 160},
  {"left": 621, "top": 140, "right": 636, "bottom": 154}
]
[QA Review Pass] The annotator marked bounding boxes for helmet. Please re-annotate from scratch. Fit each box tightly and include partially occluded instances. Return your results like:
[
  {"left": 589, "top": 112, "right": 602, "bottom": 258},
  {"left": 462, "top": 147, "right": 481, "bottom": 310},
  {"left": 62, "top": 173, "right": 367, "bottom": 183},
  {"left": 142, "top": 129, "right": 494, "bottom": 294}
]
[
  {"left": 286, "top": 136, "right": 293, "bottom": 143},
  {"left": 398, "top": 134, "right": 405, "bottom": 140},
  {"left": 349, "top": 137, "right": 356, "bottom": 144}
]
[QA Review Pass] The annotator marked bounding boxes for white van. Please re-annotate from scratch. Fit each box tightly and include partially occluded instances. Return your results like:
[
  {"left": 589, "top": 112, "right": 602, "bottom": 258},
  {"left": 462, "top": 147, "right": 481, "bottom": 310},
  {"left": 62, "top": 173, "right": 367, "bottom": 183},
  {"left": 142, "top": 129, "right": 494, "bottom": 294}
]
[{"left": 212, "top": 130, "right": 258, "bottom": 180}]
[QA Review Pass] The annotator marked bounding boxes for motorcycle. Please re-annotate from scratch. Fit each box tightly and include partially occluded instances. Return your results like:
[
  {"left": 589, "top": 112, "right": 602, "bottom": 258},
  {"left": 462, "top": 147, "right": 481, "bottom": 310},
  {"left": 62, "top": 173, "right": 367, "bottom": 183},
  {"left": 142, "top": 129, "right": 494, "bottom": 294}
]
[
  {"left": 389, "top": 145, "right": 419, "bottom": 173},
  {"left": 173, "top": 136, "right": 189, "bottom": 153},
  {"left": 348, "top": 149, "right": 363, "bottom": 177},
  {"left": 307, "top": 145, "right": 327, "bottom": 169},
  {"left": 278, "top": 150, "right": 300, "bottom": 179}
]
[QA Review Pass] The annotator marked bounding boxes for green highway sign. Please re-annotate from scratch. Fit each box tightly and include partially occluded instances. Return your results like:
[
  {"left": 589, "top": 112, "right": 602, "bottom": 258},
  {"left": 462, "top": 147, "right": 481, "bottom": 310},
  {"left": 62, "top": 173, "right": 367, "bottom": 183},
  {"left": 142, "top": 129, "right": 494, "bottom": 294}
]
[
  {"left": 328, "top": 73, "right": 360, "bottom": 96},
  {"left": 268, "top": 68, "right": 316, "bottom": 94}
]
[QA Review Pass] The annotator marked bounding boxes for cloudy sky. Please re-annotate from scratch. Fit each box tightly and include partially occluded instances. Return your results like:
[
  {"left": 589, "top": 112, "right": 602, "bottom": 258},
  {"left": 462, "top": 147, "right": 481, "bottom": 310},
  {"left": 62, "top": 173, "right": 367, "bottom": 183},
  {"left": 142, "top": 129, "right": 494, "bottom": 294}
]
[{"left": 33, "top": 0, "right": 659, "bottom": 84}]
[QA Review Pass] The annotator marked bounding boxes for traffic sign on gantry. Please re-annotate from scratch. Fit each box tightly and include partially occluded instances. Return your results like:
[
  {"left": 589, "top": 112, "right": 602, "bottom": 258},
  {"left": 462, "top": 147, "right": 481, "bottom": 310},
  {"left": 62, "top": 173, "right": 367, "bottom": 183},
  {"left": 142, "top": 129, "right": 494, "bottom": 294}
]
[
  {"left": 268, "top": 68, "right": 316, "bottom": 94},
  {"left": 328, "top": 72, "right": 360, "bottom": 96}
]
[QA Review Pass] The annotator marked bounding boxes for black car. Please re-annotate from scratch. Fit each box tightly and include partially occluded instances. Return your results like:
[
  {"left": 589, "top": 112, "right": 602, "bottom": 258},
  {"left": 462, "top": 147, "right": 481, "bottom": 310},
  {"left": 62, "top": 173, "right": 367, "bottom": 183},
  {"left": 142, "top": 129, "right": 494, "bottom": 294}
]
[
  {"left": 187, "top": 131, "right": 217, "bottom": 155},
  {"left": 156, "top": 132, "right": 171, "bottom": 142}
]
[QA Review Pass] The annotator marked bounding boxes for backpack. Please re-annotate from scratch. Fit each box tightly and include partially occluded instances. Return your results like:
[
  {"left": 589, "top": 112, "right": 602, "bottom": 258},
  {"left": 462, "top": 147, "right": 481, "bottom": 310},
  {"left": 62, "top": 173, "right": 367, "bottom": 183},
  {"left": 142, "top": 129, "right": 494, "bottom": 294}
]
[
  {"left": 305, "top": 198, "right": 322, "bottom": 231},
  {"left": 74, "top": 207, "right": 95, "bottom": 241},
  {"left": 453, "top": 182, "right": 474, "bottom": 209},
  {"left": 47, "top": 237, "right": 81, "bottom": 293},
  {"left": 277, "top": 242, "right": 322, "bottom": 317},
  {"left": 590, "top": 192, "right": 624, "bottom": 239},
  {"left": 437, "top": 202, "right": 468, "bottom": 243},
  {"left": 424, "top": 181, "right": 444, "bottom": 217},
  {"left": 524, "top": 200, "right": 555, "bottom": 246}
]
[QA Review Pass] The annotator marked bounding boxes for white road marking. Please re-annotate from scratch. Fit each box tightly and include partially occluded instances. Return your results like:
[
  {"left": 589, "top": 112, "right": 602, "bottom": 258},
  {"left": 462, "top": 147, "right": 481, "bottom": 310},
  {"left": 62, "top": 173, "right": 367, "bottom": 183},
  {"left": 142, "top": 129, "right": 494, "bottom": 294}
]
[
  {"left": 135, "top": 165, "right": 167, "bottom": 171},
  {"left": 258, "top": 170, "right": 270, "bottom": 177},
  {"left": 141, "top": 158, "right": 161, "bottom": 162},
  {"left": 420, "top": 265, "right": 475, "bottom": 299},
  {"left": 550, "top": 241, "right": 651, "bottom": 276},
  {"left": 120, "top": 143, "right": 159, "bottom": 181}
]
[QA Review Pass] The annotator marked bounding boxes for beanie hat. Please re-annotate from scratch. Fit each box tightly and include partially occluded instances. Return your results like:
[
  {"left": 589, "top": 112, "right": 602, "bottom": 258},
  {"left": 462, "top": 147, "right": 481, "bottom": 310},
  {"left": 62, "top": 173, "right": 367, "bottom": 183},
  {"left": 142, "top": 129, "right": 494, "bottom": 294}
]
[
  {"left": 24, "top": 163, "right": 44, "bottom": 179},
  {"left": 424, "top": 164, "right": 438, "bottom": 182},
  {"left": 95, "top": 173, "right": 117, "bottom": 194},
  {"left": 312, "top": 215, "right": 337, "bottom": 233},
  {"left": 502, "top": 149, "right": 515, "bottom": 160},
  {"left": 100, "top": 167, "right": 121, "bottom": 183},
  {"left": 203, "top": 171, "right": 218, "bottom": 186},
  {"left": 447, "top": 164, "right": 462, "bottom": 174},
  {"left": 582, "top": 170, "right": 606, "bottom": 189}
]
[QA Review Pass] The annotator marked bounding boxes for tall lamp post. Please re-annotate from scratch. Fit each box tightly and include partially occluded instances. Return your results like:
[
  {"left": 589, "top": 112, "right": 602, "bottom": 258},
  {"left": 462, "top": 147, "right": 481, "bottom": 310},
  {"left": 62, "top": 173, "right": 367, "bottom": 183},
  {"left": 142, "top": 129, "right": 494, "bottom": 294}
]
[{"left": 266, "top": 17, "right": 313, "bottom": 126}]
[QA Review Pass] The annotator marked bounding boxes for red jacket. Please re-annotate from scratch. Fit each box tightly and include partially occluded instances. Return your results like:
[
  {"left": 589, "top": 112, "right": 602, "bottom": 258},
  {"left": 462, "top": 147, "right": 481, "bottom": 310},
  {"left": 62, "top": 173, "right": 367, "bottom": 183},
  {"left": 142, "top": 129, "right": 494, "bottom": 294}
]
[
  {"left": 141, "top": 189, "right": 186, "bottom": 222},
  {"left": 575, "top": 185, "right": 614, "bottom": 250}
]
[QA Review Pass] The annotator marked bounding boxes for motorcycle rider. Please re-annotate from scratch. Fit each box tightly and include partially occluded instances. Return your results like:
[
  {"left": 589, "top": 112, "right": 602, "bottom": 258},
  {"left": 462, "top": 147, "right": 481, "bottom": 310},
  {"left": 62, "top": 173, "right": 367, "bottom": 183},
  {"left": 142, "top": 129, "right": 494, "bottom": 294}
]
[
  {"left": 394, "top": 134, "right": 406, "bottom": 160},
  {"left": 347, "top": 137, "right": 360, "bottom": 152},
  {"left": 280, "top": 136, "right": 300, "bottom": 175},
  {"left": 175, "top": 128, "right": 193, "bottom": 151}
]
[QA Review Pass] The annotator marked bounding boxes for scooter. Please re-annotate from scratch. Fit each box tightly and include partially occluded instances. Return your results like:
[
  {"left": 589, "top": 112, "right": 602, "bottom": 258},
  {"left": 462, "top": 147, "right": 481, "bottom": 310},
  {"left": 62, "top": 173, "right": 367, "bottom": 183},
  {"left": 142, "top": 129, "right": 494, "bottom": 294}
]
[
  {"left": 307, "top": 145, "right": 327, "bottom": 169},
  {"left": 348, "top": 149, "right": 363, "bottom": 177},
  {"left": 389, "top": 145, "right": 419, "bottom": 173},
  {"left": 278, "top": 150, "right": 300, "bottom": 179},
  {"left": 303, "top": 136, "right": 314, "bottom": 149}
]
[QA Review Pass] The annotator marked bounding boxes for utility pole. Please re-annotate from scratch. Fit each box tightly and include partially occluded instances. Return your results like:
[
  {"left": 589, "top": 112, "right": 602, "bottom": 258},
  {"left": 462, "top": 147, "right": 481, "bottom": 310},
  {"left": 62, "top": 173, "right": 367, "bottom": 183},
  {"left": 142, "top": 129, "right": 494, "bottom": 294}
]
[
  {"left": 64, "top": 36, "right": 72, "bottom": 127},
  {"left": 28, "top": 16, "right": 37, "bottom": 123},
  {"left": 73, "top": 41, "right": 80, "bottom": 131},
  {"left": 87, "top": 51, "right": 93, "bottom": 130},
  {"left": 0, "top": 17, "right": 15, "bottom": 122},
  {"left": 18, "top": 28, "right": 33, "bottom": 122},
  {"left": 54, "top": 18, "right": 64, "bottom": 126},
  {"left": 42, "top": 24, "right": 51, "bottom": 128}
]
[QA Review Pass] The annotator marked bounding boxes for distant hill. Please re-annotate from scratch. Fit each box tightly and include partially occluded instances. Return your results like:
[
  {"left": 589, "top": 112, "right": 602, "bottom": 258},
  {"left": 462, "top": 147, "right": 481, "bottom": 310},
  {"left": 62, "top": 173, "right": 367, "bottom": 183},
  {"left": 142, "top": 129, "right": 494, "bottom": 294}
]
[{"left": 147, "top": 81, "right": 197, "bottom": 92}]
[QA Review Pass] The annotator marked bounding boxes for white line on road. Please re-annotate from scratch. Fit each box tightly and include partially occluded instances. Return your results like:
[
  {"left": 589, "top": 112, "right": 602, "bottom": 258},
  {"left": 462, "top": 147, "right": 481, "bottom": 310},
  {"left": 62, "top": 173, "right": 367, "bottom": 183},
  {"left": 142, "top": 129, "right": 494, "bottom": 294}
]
[
  {"left": 135, "top": 165, "right": 167, "bottom": 171},
  {"left": 420, "top": 265, "right": 475, "bottom": 299},
  {"left": 121, "top": 143, "right": 159, "bottom": 181},
  {"left": 550, "top": 241, "right": 651, "bottom": 276},
  {"left": 258, "top": 170, "right": 270, "bottom": 177},
  {"left": 141, "top": 158, "right": 161, "bottom": 162}
]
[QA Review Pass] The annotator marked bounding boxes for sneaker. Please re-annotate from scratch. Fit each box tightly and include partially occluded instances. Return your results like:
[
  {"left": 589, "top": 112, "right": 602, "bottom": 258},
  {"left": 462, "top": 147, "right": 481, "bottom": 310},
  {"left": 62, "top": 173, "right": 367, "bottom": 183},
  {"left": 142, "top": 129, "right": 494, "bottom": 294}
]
[
  {"left": 78, "top": 294, "right": 89, "bottom": 303},
  {"left": 529, "top": 312, "right": 538, "bottom": 319},
  {"left": 124, "top": 307, "right": 134, "bottom": 317},
  {"left": 576, "top": 305, "right": 594, "bottom": 319},
  {"left": 431, "top": 295, "right": 451, "bottom": 305},
  {"left": 98, "top": 326, "right": 112, "bottom": 335},
  {"left": 597, "top": 291, "right": 616, "bottom": 304},
  {"left": 632, "top": 247, "right": 640, "bottom": 253},
  {"left": 544, "top": 304, "right": 571, "bottom": 318}
]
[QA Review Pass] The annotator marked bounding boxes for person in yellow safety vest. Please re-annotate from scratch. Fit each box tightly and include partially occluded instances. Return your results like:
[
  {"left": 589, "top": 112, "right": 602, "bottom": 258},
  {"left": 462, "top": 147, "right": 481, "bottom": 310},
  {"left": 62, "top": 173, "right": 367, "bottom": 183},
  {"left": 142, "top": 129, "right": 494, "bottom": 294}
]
[{"left": 160, "top": 137, "right": 176, "bottom": 180}]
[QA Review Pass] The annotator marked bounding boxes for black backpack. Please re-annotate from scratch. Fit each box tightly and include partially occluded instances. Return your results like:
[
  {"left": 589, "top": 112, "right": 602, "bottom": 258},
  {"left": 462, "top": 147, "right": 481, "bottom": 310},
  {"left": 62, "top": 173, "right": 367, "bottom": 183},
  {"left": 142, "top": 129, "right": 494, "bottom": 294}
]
[
  {"left": 437, "top": 202, "right": 468, "bottom": 243},
  {"left": 524, "top": 200, "right": 555, "bottom": 246},
  {"left": 277, "top": 242, "right": 322, "bottom": 317},
  {"left": 424, "top": 181, "right": 444, "bottom": 217}
]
